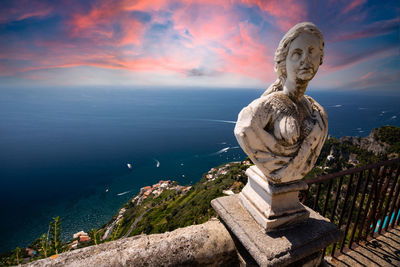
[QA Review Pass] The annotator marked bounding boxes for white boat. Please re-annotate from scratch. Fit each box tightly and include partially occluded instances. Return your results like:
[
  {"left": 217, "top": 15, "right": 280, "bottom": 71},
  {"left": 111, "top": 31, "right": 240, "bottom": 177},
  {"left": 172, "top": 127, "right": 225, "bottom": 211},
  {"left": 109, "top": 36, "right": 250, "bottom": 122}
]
[
  {"left": 127, "top": 163, "right": 132, "bottom": 169},
  {"left": 154, "top": 159, "right": 160, "bottom": 168}
]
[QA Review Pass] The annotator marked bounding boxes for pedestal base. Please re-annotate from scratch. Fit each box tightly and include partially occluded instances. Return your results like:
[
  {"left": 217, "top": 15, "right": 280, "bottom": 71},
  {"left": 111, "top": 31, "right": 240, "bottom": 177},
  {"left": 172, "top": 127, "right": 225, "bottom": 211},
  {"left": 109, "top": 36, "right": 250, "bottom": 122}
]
[
  {"left": 240, "top": 166, "right": 309, "bottom": 232},
  {"left": 211, "top": 194, "right": 343, "bottom": 267}
]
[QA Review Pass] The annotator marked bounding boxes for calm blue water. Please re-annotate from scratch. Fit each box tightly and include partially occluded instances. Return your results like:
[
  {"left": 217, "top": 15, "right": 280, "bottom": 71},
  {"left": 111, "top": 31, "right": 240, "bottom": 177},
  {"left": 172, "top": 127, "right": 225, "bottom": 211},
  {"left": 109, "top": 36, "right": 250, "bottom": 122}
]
[{"left": 0, "top": 87, "right": 399, "bottom": 252}]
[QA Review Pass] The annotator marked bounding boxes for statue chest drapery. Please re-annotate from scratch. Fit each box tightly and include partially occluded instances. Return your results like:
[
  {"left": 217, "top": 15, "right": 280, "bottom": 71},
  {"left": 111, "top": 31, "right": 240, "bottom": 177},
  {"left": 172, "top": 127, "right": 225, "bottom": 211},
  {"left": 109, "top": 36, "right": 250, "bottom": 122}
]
[
  {"left": 234, "top": 91, "right": 328, "bottom": 183},
  {"left": 263, "top": 93, "right": 315, "bottom": 146}
]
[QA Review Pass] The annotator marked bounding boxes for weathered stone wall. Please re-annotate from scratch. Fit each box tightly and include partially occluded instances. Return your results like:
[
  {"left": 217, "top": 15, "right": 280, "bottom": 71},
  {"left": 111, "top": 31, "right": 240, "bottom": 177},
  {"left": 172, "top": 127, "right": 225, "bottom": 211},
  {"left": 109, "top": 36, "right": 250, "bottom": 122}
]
[{"left": 24, "top": 219, "right": 238, "bottom": 267}]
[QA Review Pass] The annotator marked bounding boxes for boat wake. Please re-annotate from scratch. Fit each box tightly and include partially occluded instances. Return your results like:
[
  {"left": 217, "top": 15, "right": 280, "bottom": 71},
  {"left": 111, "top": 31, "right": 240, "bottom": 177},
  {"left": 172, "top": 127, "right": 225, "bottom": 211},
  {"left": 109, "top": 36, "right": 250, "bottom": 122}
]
[
  {"left": 117, "top": 191, "right": 131, "bottom": 196},
  {"left": 211, "top": 147, "right": 230, "bottom": 155},
  {"left": 200, "top": 119, "right": 236, "bottom": 124}
]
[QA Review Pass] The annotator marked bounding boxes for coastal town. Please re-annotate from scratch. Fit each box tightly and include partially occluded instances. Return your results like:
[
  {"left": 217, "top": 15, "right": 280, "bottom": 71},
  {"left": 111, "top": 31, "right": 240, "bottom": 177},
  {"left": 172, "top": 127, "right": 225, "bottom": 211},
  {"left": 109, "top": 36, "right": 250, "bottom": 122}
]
[
  {"left": 100, "top": 179, "right": 193, "bottom": 241},
  {"left": 132, "top": 180, "right": 192, "bottom": 205},
  {"left": 205, "top": 160, "right": 251, "bottom": 182},
  {"left": 70, "top": 231, "right": 91, "bottom": 250}
]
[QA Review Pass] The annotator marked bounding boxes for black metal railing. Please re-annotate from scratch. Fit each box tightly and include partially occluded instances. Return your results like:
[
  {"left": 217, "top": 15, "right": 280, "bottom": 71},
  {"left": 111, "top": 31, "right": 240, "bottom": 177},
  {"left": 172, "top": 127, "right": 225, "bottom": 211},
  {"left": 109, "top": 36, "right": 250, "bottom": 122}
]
[{"left": 300, "top": 158, "right": 400, "bottom": 257}]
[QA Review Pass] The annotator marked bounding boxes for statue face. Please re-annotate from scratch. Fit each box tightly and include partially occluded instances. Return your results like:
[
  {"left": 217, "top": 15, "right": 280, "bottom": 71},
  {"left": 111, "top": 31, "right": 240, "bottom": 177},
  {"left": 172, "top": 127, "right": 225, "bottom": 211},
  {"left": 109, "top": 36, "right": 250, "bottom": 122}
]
[{"left": 285, "top": 32, "right": 321, "bottom": 83}]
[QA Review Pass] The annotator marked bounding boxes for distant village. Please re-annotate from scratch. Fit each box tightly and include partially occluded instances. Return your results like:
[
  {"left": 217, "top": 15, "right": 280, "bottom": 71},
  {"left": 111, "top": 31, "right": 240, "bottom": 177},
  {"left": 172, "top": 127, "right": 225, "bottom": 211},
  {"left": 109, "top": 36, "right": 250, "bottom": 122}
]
[
  {"left": 70, "top": 231, "right": 91, "bottom": 250},
  {"left": 205, "top": 160, "right": 251, "bottom": 182},
  {"left": 99, "top": 179, "right": 192, "bottom": 242},
  {"left": 132, "top": 180, "right": 192, "bottom": 205}
]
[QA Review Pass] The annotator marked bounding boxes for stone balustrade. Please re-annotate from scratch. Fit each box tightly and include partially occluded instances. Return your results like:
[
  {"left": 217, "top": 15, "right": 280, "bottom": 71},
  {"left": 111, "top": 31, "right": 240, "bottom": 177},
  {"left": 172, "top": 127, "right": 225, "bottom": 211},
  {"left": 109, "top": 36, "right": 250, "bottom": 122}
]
[{"left": 23, "top": 219, "right": 239, "bottom": 267}]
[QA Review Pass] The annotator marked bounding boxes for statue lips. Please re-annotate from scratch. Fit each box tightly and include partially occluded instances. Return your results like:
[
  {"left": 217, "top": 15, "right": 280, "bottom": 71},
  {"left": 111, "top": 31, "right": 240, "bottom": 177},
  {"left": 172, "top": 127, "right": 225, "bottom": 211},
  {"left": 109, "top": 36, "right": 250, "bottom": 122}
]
[
  {"left": 298, "top": 68, "right": 313, "bottom": 75},
  {"left": 297, "top": 67, "right": 314, "bottom": 81}
]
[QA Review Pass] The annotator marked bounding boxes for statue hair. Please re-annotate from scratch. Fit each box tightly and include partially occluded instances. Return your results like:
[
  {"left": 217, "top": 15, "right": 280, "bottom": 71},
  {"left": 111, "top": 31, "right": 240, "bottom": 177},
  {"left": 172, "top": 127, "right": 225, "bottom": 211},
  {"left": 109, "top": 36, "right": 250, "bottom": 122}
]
[{"left": 262, "top": 22, "right": 324, "bottom": 96}]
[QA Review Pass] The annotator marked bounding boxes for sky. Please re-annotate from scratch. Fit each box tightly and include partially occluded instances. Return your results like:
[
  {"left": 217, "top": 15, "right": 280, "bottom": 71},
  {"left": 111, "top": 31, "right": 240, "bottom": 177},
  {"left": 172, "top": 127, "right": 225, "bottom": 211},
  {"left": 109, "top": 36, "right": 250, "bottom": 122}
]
[{"left": 0, "top": 0, "right": 399, "bottom": 91}]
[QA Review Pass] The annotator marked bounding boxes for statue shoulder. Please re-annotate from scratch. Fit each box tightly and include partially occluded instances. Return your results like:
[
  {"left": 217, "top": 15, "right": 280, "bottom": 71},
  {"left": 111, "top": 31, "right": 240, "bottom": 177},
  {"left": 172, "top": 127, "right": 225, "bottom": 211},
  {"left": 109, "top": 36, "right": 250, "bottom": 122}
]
[
  {"left": 304, "top": 95, "right": 325, "bottom": 112},
  {"left": 262, "top": 91, "right": 296, "bottom": 115},
  {"left": 236, "top": 93, "right": 281, "bottom": 129},
  {"left": 304, "top": 95, "right": 328, "bottom": 123}
]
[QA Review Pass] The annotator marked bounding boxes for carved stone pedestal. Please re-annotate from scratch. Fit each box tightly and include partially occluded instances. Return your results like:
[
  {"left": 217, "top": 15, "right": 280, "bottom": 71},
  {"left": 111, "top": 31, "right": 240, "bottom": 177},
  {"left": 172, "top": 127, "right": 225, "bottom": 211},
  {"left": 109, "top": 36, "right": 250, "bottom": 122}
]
[
  {"left": 211, "top": 195, "right": 343, "bottom": 267},
  {"left": 239, "top": 166, "right": 309, "bottom": 232}
]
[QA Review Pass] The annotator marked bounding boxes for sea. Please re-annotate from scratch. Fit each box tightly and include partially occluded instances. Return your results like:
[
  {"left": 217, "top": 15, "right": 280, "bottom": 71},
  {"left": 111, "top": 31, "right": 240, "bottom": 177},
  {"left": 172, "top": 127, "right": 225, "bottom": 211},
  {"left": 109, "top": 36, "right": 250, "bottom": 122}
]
[{"left": 0, "top": 87, "right": 399, "bottom": 253}]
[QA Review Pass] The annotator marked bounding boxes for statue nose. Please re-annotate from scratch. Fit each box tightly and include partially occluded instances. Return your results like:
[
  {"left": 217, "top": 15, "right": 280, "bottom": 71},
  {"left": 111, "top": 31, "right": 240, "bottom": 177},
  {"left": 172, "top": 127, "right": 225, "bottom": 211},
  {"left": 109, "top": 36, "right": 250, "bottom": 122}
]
[{"left": 301, "top": 54, "right": 312, "bottom": 67}]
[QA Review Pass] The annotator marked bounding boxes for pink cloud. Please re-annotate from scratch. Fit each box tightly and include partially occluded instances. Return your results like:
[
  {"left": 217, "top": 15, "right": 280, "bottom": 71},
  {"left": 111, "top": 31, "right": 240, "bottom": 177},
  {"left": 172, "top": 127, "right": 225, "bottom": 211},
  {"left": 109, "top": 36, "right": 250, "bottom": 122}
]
[
  {"left": 344, "top": 69, "right": 399, "bottom": 90},
  {"left": 4, "top": 0, "right": 396, "bottom": 89},
  {"left": 331, "top": 17, "right": 400, "bottom": 42},
  {"left": 0, "top": 0, "right": 281, "bottom": 83},
  {"left": 122, "top": 0, "right": 170, "bottom": 11},
  {"left": 69, "top": 5, "right": 121, "bottom": 38},
  {"left": 342, "top": 0, "right": 366, "bottom": 14},
  {"left": 123, "top": 0, "right": 233, "bottom": 11},
  {"left": 323, "top": 44, "right": 398, "bottom": 72},
  {"left": 360, "top": 71, "right": 375, "bottom": 80},
  {"left": 8, "top": 48, "right": 196, "bottom": 78},
  {"left": 215, "top": 21, "right": 275, "bottom": 81},
  {"left": 171, "top": 3, "right": 238, "bottom": 43},
  {"left": 67, "top": 1, "right": 147, "bottom": 47},
  {"left": 17, "top": 7, "right": 53, "bottom": 20},
  {"left": 167, "top": 1, "right": 276, "bottom": 81},
  {"left": 0, "top": 0, "right": 53, "bottom": 23},
  {"left": 241, "top": 0, "right": 307, "bottom": 31}
]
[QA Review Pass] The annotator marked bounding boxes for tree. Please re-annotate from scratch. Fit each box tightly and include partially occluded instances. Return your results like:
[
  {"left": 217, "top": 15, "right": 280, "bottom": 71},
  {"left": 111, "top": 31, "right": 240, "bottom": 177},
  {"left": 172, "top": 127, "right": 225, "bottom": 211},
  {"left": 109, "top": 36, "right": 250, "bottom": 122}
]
[
  {"left": 49, "top": 216, "right": 62, "bottom": 254},
  {"left": 40, "top": 233, "right": 49, "bottom": 258},
  {"left": 15, "top": 247, "right": 21, "bottom": 265},
  {"left": 88, "top": 229, "right": 100, "bottom": 245}
]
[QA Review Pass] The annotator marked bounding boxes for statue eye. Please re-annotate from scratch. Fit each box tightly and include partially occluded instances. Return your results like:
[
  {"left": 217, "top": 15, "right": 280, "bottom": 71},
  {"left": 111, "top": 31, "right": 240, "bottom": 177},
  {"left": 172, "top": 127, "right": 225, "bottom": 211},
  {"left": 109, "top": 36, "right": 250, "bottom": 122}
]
[{"left": 291, "top": 51, "right": 301, "bottom": 61}]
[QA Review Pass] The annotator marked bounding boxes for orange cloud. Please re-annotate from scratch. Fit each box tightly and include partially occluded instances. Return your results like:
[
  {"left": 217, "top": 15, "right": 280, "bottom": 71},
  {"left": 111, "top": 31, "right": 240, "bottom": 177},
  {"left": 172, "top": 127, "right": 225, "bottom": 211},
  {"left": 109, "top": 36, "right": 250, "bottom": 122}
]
[
  {"left": 122, "top": 0, "right": 169, "bottom": 11},
  {"left": 12, "top": 48, "right": 197, "bottom": 78}
]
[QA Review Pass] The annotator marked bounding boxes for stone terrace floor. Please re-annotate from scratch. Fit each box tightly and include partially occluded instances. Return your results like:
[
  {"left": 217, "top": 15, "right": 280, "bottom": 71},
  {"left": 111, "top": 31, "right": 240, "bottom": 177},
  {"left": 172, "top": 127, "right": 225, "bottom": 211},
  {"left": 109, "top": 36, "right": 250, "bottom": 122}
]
[{"left": 324, "top": 226, "right": 400, "bottom": 267}]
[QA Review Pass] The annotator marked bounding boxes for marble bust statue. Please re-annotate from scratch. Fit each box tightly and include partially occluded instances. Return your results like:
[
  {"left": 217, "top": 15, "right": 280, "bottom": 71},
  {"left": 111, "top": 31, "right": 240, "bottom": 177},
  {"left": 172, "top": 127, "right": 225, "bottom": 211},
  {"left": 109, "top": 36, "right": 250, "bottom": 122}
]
[
  {"left": 212, "top": 24, "right": 340, "bottom": 261},
  {"left": 235, "top": 22, "right": 328, "bottom": 184}
]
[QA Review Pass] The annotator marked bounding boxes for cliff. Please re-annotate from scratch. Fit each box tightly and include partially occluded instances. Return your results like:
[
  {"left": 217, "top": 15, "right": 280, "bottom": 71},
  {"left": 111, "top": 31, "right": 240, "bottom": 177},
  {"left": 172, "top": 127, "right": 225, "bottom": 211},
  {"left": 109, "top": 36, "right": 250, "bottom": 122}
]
[{"left": 340, "top": 128, "right": 388, "bottom": 155}]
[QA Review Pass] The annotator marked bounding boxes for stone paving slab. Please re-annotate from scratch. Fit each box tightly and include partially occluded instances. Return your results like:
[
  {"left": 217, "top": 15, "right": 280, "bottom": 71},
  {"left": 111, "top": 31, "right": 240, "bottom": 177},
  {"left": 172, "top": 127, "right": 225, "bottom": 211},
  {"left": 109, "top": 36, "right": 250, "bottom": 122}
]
[{"left": 325, "top": 227, "right": 400, "bottom": 267}]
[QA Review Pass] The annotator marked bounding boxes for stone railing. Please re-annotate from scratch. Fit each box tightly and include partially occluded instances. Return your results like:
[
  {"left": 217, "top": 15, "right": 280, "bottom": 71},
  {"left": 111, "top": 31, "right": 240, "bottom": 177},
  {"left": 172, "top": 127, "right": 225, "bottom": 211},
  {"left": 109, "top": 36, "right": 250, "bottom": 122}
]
[{"left": 23, "top": 219, "right": 239, "bottom": 267}]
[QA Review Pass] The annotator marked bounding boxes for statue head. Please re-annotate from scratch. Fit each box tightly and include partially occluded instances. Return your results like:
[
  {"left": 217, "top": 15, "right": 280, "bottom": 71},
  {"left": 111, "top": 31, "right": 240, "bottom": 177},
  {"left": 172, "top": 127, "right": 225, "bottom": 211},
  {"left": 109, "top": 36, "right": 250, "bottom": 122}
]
[{"left": 264, "top": 22, "right": 324, "bottom": 95}]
